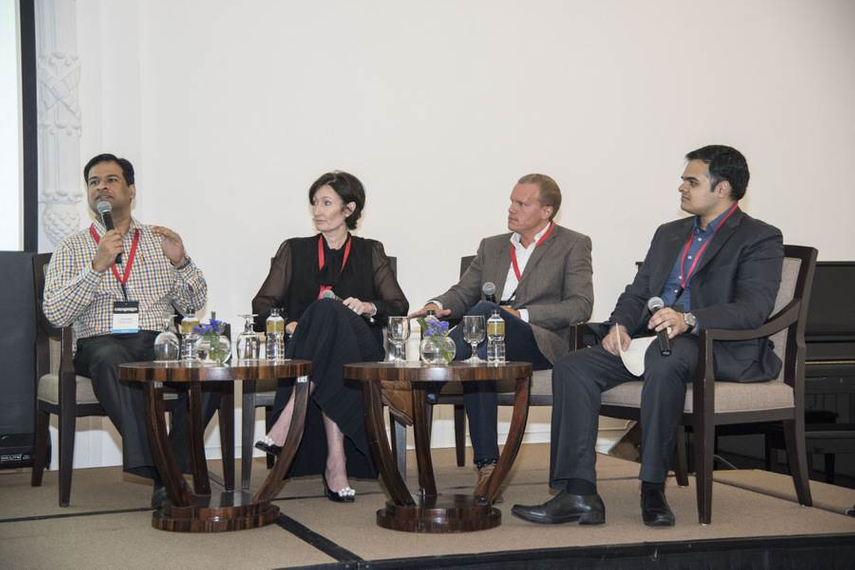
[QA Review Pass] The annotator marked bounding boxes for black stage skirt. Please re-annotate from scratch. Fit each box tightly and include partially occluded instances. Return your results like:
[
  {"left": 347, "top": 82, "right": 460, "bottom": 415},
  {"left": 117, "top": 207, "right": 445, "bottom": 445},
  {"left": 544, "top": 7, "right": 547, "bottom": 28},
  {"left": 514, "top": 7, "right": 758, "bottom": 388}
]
[{"left": 273, "top": 298, "right": 384, "bottom": 479}]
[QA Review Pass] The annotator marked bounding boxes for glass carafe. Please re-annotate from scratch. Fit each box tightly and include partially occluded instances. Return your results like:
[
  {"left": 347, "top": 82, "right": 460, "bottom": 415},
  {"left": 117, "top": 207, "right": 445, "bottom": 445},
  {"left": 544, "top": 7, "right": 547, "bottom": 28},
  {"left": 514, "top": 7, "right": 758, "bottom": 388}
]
[
  {"left": 235, "top": 313, "right": 260, "bottom": 361},
  {"left": 153, "top": 316, "right": 180, "bottom": 361}
]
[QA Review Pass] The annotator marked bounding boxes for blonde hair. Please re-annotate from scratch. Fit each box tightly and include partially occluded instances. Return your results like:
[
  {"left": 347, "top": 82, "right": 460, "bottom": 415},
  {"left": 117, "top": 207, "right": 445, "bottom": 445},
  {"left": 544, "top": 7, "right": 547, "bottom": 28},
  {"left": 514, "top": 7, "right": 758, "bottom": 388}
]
[{"left": 517, "top": 173, "right": 561, "bottom": 221}]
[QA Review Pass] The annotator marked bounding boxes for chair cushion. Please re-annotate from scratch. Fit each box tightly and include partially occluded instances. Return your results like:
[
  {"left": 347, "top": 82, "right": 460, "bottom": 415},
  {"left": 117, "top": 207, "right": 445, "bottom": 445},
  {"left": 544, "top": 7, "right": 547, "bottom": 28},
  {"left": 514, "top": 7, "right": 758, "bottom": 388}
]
[
  {"left": 531, "top": 370, "right": 552, "bottom": 397},
  {"left": 38, "top": 373, "right": 179, "bottom": 405},
  {"left": 601, "top": 380, "right": 794, "bottom": 413},
  {"left": 38, "top": 373, "right": 99, "bottom": 405}
]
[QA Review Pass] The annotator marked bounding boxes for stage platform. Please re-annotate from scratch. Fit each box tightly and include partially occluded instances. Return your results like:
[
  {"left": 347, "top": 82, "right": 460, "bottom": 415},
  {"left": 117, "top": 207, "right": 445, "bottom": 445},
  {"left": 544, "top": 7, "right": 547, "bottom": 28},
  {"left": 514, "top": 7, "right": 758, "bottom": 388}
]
[{"left": 1, "top": 444, "right": 854, "bottom": 569}]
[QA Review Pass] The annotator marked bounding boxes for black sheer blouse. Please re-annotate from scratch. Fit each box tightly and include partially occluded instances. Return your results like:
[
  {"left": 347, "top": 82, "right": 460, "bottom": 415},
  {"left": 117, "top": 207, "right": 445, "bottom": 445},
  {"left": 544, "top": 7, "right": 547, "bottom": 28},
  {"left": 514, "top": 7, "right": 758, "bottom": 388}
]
[{"left": 252, "top": 234, "right": 408, "bottom": 335}]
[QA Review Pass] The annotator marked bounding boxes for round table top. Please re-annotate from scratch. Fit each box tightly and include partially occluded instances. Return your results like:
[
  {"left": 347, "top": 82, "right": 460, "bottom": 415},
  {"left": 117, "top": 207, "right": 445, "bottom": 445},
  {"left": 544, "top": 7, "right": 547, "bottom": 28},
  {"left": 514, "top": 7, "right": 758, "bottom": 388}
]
[
  {"left": 119, "top": 359, "right": 311, "bottom": 383},
  {"left": 343, "top": 361, "right": 532, "bottom": 382}
]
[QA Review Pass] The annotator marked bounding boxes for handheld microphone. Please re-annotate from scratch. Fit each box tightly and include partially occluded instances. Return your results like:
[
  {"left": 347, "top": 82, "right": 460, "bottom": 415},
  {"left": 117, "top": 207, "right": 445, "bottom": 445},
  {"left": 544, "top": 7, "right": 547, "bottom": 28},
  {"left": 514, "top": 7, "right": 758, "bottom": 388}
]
[
  {"left": 95, "top": 200, "right": 122, "bottom": 265},
  {"left": 647, "top": 296, "right": 672, "bottom": 357},
  {"left": 482, "top": 282, "right": 497, "bottom": 304},
  {"left": 320, "top": 289, "right": 340, "bottom": 301}
]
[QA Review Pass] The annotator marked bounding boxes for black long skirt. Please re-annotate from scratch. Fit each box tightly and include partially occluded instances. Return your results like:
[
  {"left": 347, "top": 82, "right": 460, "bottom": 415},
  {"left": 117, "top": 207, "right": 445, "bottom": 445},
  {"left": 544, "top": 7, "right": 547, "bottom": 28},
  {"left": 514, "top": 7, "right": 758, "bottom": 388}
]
[{"left": 273, "top": 298, "right": 384, "bottom": 479}]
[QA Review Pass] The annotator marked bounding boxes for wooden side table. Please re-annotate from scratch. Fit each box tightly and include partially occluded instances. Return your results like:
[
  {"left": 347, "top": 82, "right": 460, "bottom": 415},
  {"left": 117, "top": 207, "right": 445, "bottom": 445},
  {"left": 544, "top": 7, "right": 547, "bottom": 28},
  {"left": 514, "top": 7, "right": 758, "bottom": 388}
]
[
  {"left": 345, "top": 361, "right": 532, "bottom": 533},
  {"left": 120, "top": 359, "right": 310, "bottom": 532}
]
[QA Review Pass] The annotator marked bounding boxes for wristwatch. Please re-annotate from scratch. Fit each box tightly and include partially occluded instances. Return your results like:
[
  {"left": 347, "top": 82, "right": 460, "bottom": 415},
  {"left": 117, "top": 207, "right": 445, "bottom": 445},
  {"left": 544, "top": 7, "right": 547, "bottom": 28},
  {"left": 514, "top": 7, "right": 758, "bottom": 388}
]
[{"left": 682, "top": 312, "right": 697, "bottom": 330}]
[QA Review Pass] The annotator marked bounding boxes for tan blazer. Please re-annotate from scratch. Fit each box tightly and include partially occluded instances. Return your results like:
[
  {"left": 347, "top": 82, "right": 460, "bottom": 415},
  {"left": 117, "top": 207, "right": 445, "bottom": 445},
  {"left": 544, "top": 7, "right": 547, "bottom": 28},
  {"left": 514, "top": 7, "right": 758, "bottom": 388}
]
[{"left": 433, "top": 225, "right": 594, "bottom": 364}]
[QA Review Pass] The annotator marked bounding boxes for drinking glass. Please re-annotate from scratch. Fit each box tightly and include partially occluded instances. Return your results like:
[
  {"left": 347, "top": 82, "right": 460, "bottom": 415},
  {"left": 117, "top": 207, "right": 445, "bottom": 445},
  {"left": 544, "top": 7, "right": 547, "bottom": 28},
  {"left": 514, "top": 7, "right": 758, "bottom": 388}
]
[
  {"left": 153, "top": 316, "right": 180, "bottom": 361},
  {"left": 462, "top": 315, "right": 486, "bottom": 363},
  {"left": 387, "top": 316, "right": 410, "bottom": 362},
  {"left": 235, "top": 314, "right": 260, "bottom": 361}
]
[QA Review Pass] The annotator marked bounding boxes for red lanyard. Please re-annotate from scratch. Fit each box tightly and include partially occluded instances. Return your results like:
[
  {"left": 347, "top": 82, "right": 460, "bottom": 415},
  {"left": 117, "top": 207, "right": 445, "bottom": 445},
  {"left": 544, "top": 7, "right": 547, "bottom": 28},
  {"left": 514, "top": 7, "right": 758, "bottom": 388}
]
[
  {"left": 678, "top": 203, "right": 739, "bottom": 290},
  {"left": 317, "top": 234, "right": 352, "bottom": 299},
  {"left": 510, "top": 222, "right": 554, "bottom": 281},
  {"left": 89, "top": 225, "right": 141, "bottom": 286}
]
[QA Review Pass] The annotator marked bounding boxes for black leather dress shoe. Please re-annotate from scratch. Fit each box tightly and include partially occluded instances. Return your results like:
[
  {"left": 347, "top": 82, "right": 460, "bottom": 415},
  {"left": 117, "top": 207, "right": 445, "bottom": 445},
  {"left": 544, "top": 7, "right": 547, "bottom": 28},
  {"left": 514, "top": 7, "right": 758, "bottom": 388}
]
[
  {"left": 512, "top": 492, "right": 605, "bottom": 525},
  {"left": 641, "top": 487, "right": 675, "bottom": 527}
]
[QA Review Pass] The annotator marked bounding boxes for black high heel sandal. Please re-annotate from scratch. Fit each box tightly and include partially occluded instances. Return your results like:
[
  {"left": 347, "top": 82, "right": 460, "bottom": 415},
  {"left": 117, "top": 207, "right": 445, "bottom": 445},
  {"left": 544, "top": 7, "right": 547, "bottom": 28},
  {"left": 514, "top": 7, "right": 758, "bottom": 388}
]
[
  {"left": 254, "top": 435, "right": 282, "bottom": 456},
  {"left": 323, "top": 475, "right": 356, "bottom": 503}
]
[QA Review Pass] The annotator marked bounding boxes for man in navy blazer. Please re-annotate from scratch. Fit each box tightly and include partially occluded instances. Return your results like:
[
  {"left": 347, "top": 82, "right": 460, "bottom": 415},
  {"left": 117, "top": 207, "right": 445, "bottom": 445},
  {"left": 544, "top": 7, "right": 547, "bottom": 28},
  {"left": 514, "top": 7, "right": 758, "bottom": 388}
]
[
  {"left": 411, "top": 174, "right": 594, "bottom": 490},
  {"left": 512, "top": 145, "right": 784, "bottom": 527}
]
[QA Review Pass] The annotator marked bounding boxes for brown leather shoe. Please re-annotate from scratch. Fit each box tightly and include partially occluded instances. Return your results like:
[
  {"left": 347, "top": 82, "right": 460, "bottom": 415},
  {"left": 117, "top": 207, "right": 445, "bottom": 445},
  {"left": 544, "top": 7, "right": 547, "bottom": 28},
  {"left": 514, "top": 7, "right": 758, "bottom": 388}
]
[{"left": 477, "top": 463, "right": 503, "bottom": 503}]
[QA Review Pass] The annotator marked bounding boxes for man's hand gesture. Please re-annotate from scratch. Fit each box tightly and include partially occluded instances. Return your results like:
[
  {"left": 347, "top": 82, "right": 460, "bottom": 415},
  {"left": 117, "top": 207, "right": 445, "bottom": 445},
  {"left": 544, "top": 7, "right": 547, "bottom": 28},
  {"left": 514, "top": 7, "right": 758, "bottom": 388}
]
[{"left": 151, "top": 226, "right": 187, "bottom": 267}]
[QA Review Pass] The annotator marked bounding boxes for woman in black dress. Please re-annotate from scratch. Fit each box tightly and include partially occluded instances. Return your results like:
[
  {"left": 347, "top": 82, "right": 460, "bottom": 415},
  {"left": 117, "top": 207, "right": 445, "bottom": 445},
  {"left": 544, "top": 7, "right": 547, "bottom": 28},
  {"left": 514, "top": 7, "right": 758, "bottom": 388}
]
[{"left": 251, "top": 171, "right": 408, "bottom": 501}]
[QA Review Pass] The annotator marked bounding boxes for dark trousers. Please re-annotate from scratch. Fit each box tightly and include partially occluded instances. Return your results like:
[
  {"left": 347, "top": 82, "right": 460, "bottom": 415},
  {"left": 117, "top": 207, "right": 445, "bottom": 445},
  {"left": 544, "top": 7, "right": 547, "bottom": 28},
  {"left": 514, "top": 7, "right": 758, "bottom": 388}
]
[
  {"left": 449, "top": 301, "right": 551, "bottom": 463},
  {"left": 74, "top": 332, "right": 221, "bottom": 480},
  {"left": 549, "top": 336, "right": 698, "bottom": 488}
]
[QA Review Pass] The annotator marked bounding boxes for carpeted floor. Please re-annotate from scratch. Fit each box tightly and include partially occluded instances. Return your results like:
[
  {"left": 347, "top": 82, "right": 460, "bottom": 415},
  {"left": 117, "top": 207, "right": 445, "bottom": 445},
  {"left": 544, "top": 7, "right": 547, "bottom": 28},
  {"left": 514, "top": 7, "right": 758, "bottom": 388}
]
[{"left": 1, "top": 444, "right": 854, "bottom": 570}]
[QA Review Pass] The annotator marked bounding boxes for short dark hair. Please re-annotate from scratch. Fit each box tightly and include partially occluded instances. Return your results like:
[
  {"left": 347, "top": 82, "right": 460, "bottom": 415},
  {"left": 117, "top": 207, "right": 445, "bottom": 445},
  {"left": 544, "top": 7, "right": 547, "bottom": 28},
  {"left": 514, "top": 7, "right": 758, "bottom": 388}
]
[
  {"left": 308, "top": 171, "right": 366, "bottom": 230},
  {"left": 517, "top": 173, "right": 562, "bottom": 221},
  {"left": 83, "top": 153, "right": 135, "bottom": 186},
  {"left": 685, "top": 145, "right": 749, "bottom": 201}
]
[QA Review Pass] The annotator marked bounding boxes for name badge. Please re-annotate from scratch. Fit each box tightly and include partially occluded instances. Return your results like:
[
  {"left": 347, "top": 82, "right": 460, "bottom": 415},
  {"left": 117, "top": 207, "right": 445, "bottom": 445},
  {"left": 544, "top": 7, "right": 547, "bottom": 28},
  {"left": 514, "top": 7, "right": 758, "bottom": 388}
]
[{"left": 112, "top": 301, "right": 140, "bottom": 334}]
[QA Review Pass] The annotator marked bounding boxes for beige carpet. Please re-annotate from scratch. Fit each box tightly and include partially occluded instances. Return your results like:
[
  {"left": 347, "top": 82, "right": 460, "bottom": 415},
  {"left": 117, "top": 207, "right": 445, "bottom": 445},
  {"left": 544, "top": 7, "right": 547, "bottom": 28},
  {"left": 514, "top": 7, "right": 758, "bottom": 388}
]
[
  {"left": 713, "top": 468, "right": 855, "bottom": 515},
  {"left": 1, "top": 444, "right": 854, "bottom": 570}
]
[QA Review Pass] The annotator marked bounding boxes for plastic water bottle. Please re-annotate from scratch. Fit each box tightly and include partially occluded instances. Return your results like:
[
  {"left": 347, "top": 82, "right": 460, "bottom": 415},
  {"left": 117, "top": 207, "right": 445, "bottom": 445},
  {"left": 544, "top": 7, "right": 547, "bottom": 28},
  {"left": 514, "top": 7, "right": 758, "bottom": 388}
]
[
  {"left": 486, "top": 309, "right": 506, "bottom": 364},
  {"left": 179, "top": 315, "right": 200, "bottom": 362},
  {"left": 266, "top": 308, "right": 285, "bottom": 361}
]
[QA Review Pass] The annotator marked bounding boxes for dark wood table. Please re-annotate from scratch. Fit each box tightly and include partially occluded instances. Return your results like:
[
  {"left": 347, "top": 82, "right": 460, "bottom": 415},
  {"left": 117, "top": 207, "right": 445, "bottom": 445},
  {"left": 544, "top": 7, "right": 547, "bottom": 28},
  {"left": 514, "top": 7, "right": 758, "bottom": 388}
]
[
  {"left": 345, "top": 361, "right": 532, "bottom": 533},
  {"left": 120, "top": 359, "right": 311, "bottom": 532}
]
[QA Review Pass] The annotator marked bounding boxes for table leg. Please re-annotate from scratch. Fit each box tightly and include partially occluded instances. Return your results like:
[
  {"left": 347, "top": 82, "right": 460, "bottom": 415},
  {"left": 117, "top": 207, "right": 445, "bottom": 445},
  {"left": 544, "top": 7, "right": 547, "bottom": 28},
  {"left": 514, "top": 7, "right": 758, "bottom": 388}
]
[
  {"left": 186, "top": 382, "right": 211, "bottom": 495},
  {"left": 474, "top": 374, "right": 531, "bottom": 503},
  {"left": 253, "top": 375, "right": 310, "bottom": 503},
  {"left": 370, "top": 377, "right": 501, "bottom": 532},
  {"left": 241, "top": 379, "right": 257, "bottom": 491},
  {"left": 412, "top": 386, "right": 437, "bottom": 498},
  {"left": 218, "top": 386, "right": 235, "bottom": 490},
  {"left": 144, "top": 382, "right": 190, "bottom": 507},
  {"left": 363, "top": 379, "right": 415, "bottom": 507}
]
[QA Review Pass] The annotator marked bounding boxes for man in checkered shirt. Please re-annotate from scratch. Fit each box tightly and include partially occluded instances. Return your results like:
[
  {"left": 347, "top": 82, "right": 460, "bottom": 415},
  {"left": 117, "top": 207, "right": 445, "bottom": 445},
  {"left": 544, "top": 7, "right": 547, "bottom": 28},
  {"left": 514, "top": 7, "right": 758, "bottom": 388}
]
[{"left": 43, "top": 153, "right": 213, "bottom": 508}]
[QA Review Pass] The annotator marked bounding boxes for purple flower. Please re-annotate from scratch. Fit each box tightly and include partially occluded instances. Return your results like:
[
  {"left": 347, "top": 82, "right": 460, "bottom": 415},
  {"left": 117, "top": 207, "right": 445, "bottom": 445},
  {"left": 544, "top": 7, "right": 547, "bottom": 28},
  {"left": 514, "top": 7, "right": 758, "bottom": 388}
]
[
  {"left": 423, "top": 319, "right": 449, "bottom": 338},
  {"left": 194, "top": 318, "right": 226, "bottom": 335}
]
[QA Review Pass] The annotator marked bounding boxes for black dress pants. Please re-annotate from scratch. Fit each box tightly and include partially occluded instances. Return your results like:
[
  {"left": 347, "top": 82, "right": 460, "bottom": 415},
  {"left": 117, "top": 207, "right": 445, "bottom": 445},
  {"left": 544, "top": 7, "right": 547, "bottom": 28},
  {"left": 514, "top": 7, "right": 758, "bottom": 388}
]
[
  {"left": 74, "top": 332, "right": 221, "bottom": 480},
  {"left": 449, "top": 301, "right": 551, "bottom": 464},
  {"left": 549, "top": 335, "right": 697, "bottom": 489}
]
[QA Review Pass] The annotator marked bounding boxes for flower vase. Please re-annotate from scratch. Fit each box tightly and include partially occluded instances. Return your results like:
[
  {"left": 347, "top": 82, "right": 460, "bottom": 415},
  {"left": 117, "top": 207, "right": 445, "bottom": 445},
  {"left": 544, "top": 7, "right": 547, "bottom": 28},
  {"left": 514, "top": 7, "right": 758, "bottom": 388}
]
[
  {"left": 196, "top": 334, "right": 231, "bottom": 365},
  {"left": 419, "top": 335, "right": 456, "bottom": 365}
]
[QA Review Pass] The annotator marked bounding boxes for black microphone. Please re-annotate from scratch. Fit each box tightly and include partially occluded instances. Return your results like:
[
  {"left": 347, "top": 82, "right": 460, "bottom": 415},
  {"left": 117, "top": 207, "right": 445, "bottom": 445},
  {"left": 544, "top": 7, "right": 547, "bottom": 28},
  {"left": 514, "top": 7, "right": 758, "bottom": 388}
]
[
  {"left": 95, "top": 200, "right": 122, "bottom": 265},
  {"left": 647, "top": 296, "right": 671, "bottom": 356},
  {"left": 482, "top": 282, "right": 497, "bottom": 304}
]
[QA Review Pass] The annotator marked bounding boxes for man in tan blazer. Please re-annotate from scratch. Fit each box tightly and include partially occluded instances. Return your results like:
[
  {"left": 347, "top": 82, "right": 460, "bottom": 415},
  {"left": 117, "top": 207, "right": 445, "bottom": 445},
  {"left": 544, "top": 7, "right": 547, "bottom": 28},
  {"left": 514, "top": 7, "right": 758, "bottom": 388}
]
[{"left": 411, "top": 173, "right": 594, "bottom": 487}]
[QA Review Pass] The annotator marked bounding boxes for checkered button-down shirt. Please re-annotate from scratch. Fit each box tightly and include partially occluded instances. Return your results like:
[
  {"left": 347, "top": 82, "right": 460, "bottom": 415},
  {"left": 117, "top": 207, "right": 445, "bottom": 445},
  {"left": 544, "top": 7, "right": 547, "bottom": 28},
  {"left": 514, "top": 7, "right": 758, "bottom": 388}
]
[{"left": 43, "top": 218, "right": 207, "bottom": 341}]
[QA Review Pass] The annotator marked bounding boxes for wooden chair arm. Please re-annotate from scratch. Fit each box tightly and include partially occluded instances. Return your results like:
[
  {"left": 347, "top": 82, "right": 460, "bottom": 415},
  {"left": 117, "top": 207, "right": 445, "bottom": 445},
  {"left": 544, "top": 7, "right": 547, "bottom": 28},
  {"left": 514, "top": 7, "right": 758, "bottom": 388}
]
[
  {"left": 569, "top": 322, "right": 600, "bottom": 351},
  {"left": 698, "top": 300, "right": 800, "bottom": 343},
  {"left": 60, "top": 327, "right": 76, "bottom": 374},
  {"left": 59, "top": 326, "right": 78, "bottom": 411},
  {"left": 690, "top": 298, "right": 802, "bottom": 426}
]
